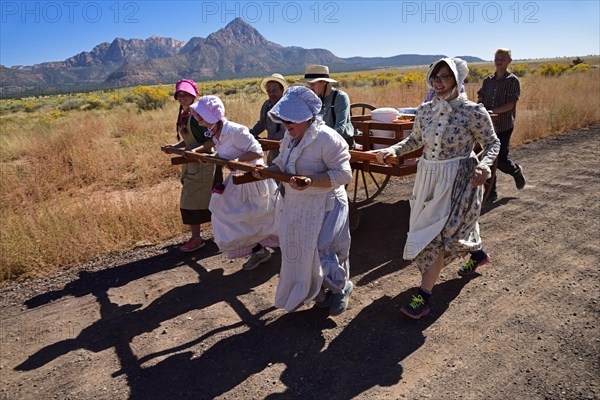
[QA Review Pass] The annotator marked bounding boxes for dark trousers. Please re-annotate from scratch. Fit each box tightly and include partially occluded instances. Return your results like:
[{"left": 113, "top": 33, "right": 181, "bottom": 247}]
[{"left": 490, "top": 127, "right": 519, "bottom": 195}]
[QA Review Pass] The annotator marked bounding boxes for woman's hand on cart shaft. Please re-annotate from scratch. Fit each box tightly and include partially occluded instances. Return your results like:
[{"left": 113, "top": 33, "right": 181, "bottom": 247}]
[{"left": 371, "top": 148, "right": 396, "bottom": 165}]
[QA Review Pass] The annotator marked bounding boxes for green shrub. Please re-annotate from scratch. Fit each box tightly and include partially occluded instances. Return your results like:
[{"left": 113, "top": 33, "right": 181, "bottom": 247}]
[
  {"left": 511, "top": 63, "right": 530, "bottom": 77},
  {"left": 84, "top": 96, "right": 107, "bottom": 110},
  {"left": 568, "top": 63, "right": 590, "bottom": 73},
  {"left": 59, "top": 99, "right": 86, "bottom": 111},
  {"left": 23, "top": 99, "right": 43, "bottom": 113},
  {"left": 131, "top": 85, "right": 170, "bottom": 111},
  {"left": 468, "top": 66, "right": 494, "bottom": 83},
  {"left": 540, "top": 63, "right": 571, "bottom": 76}
]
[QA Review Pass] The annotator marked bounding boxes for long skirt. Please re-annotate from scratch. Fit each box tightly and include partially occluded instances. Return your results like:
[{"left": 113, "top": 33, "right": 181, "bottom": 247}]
[
  {"left": 405, "top": 156, "right": 484, "bottom": 273},
  {"left": 275, "top": 190, "right": 350, "bottom": 312},
  {"left": 209, "top": 173, "right": 280, "bottom": 259}
]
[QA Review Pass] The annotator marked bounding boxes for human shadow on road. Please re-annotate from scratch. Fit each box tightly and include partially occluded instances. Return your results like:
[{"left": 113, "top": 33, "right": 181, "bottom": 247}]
[
  {"left": 15, "top": 250, "right": 281, "bottom": 372},
  {"left": 23, "top": 240, "right": 222, "bottom": 309},
  {"left": 15, "top": 198, "right": 413, "bottom": 377},
  {"left": 481, "top": 196, "right": 518, "bottom": 215},
  {"left": 122, "top": 277, "right": 473, "bottom": 400}
]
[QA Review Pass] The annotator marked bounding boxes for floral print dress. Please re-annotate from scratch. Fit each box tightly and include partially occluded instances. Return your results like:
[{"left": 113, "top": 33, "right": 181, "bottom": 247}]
[{"left": 389, "top": 96, "right": 500, "bottom": 273}]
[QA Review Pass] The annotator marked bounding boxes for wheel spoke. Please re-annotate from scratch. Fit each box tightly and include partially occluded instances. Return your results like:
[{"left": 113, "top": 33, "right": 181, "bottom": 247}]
[
  {"left": 368, "top": 171, "right": 383, "bottom": 191},
  {"left": 347, "top": 166, "right": 391, "bottom": 207},
  {"left": 352, "top": 169, "right": 360, "bottom": 203},
  {"left": 361, "top": 169, "right": 370, "bottom": 200}
]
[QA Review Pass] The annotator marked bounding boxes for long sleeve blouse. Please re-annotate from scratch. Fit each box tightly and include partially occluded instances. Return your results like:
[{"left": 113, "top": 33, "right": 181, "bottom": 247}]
[
  {"left": 274, "top": 120, "right": 352, "bottom": 194},
  {"left": 389, "top": 96, "right": 500, "bottom": 176},
  {"left": 320, "top": 89, "right": 355, "bottom": 140},
  {"left": 213, "top": 119, "right": 264, "bottom": 166}
]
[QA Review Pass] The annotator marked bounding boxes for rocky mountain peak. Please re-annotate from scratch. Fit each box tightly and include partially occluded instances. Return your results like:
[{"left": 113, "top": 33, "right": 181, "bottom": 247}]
[
  {"left": 64, "top": 36, "right": 185, "bottom": 67},
  {"left": 206, "top": 17, "right": 269, "bottom": 48}
]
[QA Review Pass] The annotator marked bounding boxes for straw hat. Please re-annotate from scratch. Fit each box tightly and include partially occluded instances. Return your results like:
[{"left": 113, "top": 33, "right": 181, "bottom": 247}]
[
  {"left": 259, "top": 73, "right": 289, "bottom": 94},
  {"left": 298, "top": 65, "right": 337, "bottom": 83}
]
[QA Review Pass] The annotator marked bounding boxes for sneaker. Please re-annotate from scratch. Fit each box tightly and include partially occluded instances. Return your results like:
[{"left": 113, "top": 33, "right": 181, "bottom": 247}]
[
  {"left": 242, "top": 249, "right": 272, "bottom": 270},
  {"left": 329, "top": 281, "right": 353, "bottom": 316},
  {"left": 513, "top": 164, "right": 526, "bottom": 190},
  {"left": 180, "top": 237, "right": 205, "bottom": 252},
  {"left": 401, "top": 295, "right": 431, "bottom": 319},
  {"left": 458, "top": 254, "right": 491, "bottom": 276},
  {"left": 315, "top": 290, "right": 332, "bottom": 308},
  {"left": 486, "top": 191, "right": 498, "bottom": 203},
  {"left": 212, "top": 183, "right": 225, "bottom": 194}
]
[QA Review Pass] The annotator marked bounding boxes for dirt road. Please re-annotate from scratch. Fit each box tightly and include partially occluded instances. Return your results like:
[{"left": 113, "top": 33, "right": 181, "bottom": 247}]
[{"left": 1, "top": 125, "right": 599, "bottom": 400}]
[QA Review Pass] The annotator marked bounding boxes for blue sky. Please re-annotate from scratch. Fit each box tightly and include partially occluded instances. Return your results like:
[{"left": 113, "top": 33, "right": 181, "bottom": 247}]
[{"left": 1, "top": 0, "right": 599, "bottom": 67}]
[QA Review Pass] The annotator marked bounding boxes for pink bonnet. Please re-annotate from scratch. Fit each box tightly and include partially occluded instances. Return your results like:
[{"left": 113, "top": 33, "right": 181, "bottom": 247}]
[{"left": 174, "top": 79, "right": 198, "bottom": 99}]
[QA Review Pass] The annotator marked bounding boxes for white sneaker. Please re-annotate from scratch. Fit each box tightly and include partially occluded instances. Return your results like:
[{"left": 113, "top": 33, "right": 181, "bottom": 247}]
[{"left": 242, "top": 249, "right": 272, "bottom": 270}]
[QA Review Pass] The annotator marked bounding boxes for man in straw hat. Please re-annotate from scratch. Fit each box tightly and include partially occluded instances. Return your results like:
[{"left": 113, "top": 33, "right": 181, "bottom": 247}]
[
  {"left": 250, "top": 73, "right": 289, "bottom": 165},
  {"left": 299, "top": 65, "right": 355, "bottom": 149}
]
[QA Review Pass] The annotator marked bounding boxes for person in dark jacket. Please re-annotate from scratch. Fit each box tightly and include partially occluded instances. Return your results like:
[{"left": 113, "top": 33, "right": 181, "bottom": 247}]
[{"left": 249, "top": 73, "right": 288, "bottom": 165}]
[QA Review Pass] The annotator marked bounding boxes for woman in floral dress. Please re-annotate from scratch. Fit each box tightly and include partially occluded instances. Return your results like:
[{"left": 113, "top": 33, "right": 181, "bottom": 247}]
[{"left": 374, "top": 58, "right": 500, "bottom": 319}]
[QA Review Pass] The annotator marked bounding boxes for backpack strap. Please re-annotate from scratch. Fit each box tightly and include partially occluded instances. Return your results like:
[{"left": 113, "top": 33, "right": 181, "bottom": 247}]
[
  {"left": 330, "top": 88, "right": 338, "bottom": 126},
  {"left": 176, "top": 105, "right": 183, "bottom": 140}
]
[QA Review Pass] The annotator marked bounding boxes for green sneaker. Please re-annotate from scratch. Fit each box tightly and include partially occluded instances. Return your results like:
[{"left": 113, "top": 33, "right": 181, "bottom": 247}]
[
  {"left": 458, "top": 254, "right": 491, "bottom": 276},
  {"left": 401, "top": 295, "right": 430, "bottom": 319}
]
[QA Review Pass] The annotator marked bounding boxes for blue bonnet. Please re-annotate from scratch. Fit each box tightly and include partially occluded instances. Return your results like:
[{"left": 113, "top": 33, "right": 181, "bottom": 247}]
[{"left": 268, "top": 86, "right": 322, "bottom": 124}]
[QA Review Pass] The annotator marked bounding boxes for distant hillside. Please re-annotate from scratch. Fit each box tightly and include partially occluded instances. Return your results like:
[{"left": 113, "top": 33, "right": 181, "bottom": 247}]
[{"left": 0, "top": 18, "right": 484, "bottom": 98}]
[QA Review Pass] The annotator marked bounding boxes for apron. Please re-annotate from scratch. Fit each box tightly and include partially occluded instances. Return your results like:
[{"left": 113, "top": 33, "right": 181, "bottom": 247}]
[{"left": 179, "top": 117, "right": 215, "bottom": 211}]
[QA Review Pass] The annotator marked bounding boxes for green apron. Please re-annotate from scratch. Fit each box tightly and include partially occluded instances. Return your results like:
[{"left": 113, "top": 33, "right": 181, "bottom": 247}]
[{"left": 179, "top": 117, "right": 215, "bottom": 210}]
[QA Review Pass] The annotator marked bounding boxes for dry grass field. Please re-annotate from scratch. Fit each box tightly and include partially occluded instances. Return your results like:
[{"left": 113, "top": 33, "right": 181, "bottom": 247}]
[{"left": 1, "top": 58, "right": 599, "bottom": 284}]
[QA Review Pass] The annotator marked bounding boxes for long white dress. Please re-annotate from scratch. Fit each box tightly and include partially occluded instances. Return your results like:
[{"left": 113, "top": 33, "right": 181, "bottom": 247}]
[
  {"left": 209, "top": 119, "right": 280, "bottom": 258},
  {"left": 272, "top": 121, "right": 353, "bottom": 312}
]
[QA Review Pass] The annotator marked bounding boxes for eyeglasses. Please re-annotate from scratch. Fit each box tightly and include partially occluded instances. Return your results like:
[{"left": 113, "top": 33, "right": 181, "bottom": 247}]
[
  {"left": 281, "top": 119, "right": 295, "bottom": 125},
  {"left": 431, "top": 74, "right": 453, "bottom": 83}
]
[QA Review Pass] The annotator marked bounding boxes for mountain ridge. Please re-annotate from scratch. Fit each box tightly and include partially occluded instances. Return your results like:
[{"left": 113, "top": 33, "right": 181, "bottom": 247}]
[{"left": 0, "top": 18, "right": 483, "bottom": 97}]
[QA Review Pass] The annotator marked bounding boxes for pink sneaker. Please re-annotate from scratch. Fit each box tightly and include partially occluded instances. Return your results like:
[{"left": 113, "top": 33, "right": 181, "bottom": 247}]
[
  {"left": 180, "top": 237, "right": 205, "bottom": 252},
  {"left": 212, "top": 184, "right": 225, "bottom": 194}
]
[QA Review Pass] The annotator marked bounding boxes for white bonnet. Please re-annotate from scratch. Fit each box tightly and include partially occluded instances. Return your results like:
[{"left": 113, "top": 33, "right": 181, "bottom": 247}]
[
  {"left": 426, "top": 57, "right": 469, "bottom": 89},
  {"left": 190, "top": 95, "right": 225, "bottom": 124},
  {"left": 268, "top": 86, "right": 322, "bottom": 123}
]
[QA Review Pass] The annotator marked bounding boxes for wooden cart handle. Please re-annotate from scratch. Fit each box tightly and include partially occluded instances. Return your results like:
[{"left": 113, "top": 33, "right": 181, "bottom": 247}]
[{"left": 164, "top": 147, "right": 309, "bottom": 185}]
